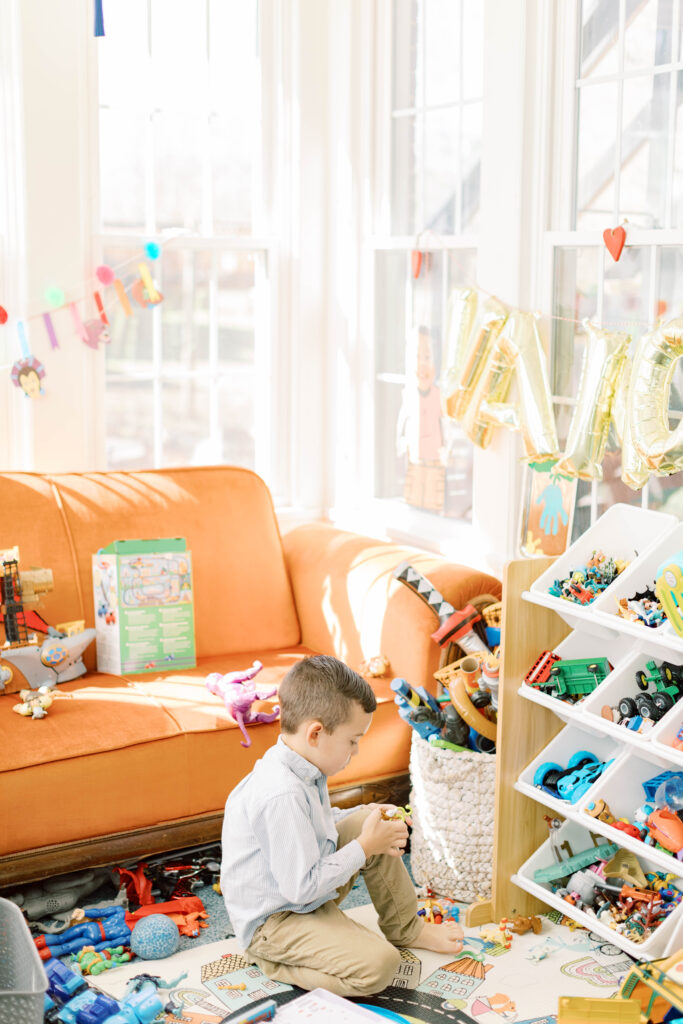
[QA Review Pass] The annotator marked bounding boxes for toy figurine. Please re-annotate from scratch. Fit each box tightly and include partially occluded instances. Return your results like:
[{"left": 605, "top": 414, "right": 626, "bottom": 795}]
[
  {"left": 12, "top": 686, "right": 54, "bottom": 718},
  {"left": 205, "top": 660, "right": 280, "bottom": 748}
]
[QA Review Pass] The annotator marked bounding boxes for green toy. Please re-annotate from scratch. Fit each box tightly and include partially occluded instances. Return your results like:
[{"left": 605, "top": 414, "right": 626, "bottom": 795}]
[
  {"left": 533, "top": 841, "right": 618, "bottom": 884},
  {"left": 536, "top": 658, "right": 611, "bottom": 702},
  {"left": 72, "top": 945, "right": 132, "bottom": 975}
]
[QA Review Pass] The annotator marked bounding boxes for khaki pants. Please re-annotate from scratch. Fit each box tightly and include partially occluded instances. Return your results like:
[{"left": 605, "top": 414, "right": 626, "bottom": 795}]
[{"left": 246, "top": 807, "right": 422, "bottom": 997}]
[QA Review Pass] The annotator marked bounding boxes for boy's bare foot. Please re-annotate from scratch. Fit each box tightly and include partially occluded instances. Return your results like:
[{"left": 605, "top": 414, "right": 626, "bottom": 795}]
[{"left": 412, "top": 920, "right": 464, "bottom": 955}]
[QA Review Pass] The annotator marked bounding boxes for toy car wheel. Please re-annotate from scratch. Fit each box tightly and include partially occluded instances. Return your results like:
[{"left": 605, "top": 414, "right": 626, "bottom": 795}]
[
  {"left": 587, "top": 663, "right": 599, "bottom": 673},
  {"left": 636, "top": 694, "right": 658, "bottom": 720},
  {"left": 568, "top": 750, "right": 599, "bottom": 770},
  {"left": 470, "top": 690, "right": 491, "bottom": 709},
  {"left": 635, "top": 670, "right": 649, "bottom": 691},
  {"left": 652, "top": 691, "right": 675, "bottom": 716},
  {"left": 618, "top": 696, "right": 638, "bottom": 719},
  {"left": 533, "top": 762, "right": 563, "bottom": 790}
]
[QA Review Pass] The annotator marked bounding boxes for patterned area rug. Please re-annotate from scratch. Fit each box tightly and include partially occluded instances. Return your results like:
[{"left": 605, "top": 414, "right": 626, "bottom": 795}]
[{"left": 91, "top": 903, "right": 634, "bottom": 1023}]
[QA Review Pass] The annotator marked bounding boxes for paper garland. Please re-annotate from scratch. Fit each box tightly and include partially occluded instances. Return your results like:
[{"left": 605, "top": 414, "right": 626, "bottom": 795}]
[{"left": 1, "top": 246, "right": 163, "bottom": 400}]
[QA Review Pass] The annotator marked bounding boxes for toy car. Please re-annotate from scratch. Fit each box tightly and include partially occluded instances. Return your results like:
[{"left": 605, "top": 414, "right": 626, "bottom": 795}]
[
  {"left": 540, "top": 657, "right": 611, "bottom": 701},
  {"left": 524, "top": 650, "right": 561, "bottom": 688},
  {"left": 533, "top": 751, "right": 613, "bottom": 803}
]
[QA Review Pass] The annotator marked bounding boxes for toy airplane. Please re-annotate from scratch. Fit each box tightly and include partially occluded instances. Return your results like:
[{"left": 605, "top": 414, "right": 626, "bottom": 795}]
[{"left": 1, "top": 628, "right": 96, "bottom": 691}]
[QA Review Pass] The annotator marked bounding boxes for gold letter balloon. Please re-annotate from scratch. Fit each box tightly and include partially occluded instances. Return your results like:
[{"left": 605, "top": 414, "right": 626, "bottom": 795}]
[
  {"left": 555, "top": 321, "right": 630, "bottom": 481},
  {"left": 441, "top": 290, "right": 507, "bottom": 424},
  {"left": 629, "top": 318, "right": 683, "bottom": 475}
]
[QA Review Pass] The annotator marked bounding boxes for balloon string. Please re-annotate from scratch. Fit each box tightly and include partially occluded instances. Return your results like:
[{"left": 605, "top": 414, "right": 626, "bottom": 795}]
[{"left": 469, "top": 282, "right": 656, "bottom": 332}]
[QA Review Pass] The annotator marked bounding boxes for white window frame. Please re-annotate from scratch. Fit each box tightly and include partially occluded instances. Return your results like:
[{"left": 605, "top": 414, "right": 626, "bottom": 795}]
[
  {"left": 543, "top": 0, "right": 683, "bottom": 533},
  {"left": 94, "top": 1, "right": 292, "bottom": 503}
]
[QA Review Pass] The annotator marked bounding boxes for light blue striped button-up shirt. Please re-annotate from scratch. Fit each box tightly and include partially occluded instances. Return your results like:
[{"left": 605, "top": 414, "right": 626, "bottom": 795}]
[{"left": 220, "top": 737, "right": 366, "bottom": 949}]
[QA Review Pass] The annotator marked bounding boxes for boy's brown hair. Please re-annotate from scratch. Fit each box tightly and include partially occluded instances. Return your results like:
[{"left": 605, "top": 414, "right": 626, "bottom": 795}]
[{"left": 279, "top": 655, "right": 377, "bottom": 733}]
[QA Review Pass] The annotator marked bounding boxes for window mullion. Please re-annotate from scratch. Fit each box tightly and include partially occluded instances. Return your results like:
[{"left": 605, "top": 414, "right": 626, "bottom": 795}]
[{"left": 613, "top": 0, "right": 626, "bottom": 222}]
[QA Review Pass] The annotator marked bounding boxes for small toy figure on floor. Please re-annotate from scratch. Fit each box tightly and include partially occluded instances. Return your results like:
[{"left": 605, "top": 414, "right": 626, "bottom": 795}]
[{"left": 206, "top": 660, "right": 280, "bottom": 747}]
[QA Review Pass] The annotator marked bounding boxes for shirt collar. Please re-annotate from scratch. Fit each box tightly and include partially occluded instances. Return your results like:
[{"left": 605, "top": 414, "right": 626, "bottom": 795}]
[{"left": 275, "top": 736, "right": 323, "bottom": 784}]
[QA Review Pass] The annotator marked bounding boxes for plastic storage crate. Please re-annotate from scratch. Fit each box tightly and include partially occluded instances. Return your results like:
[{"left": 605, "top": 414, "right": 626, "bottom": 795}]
[{"left": 0, "top": 897, "right": 48, "bottom": 1024}]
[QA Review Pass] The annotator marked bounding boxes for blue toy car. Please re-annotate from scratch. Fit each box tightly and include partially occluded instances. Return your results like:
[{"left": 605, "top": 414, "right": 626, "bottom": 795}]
[{"left": 533, "top": 750, "right": 613, "bottom": 803}]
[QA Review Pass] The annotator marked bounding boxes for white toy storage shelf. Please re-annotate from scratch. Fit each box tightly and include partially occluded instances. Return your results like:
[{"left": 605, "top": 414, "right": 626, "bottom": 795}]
[{"left": 507, "top": 504, "right": 683, "bottom": 959}]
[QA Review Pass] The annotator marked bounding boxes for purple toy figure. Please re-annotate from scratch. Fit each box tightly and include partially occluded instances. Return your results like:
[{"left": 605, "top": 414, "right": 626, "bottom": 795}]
[{"left": 205, "top": 660, "right": 280, "bottom": 747}]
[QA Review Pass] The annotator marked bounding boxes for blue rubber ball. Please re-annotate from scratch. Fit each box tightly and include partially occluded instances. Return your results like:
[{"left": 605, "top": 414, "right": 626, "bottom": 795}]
[{"left": 130, "top": 915, "right": 179, "bottom": 959}]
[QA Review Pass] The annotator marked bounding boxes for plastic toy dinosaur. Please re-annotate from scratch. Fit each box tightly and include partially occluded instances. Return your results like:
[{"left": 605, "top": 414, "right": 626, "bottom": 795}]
[{"left": 205, "top": 660, "right": 280, "bottom": 747}]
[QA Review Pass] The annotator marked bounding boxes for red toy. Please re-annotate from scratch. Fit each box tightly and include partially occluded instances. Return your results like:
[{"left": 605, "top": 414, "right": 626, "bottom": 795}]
[{"left": 525, "top": 650, "right": 561, "bottom": 688}]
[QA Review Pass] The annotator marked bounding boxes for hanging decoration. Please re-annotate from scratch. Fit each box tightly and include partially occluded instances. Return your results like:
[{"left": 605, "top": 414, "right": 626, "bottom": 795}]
[
  {"left": 440, "top": 283, "right": 683, "bottom": 493},
  {"left": 11, "top": 322, "right": 45, "bottom": 399},
  {"left": 519, "top": 462, "right": 577, "bottom": 558},
  {"left": 554, "top": 321, "right": 630, "bottom": 480},
  {"left": 629, "top": 318, "right": 683, "bottom": 475},
  {"left": 0, "top": 243, "right": 164, "bottom": 398},
  {"left": 94, "top": 0, "right": 105, "bottom": 38},
  {"left": 603, "top": 225, "right": 626, "bottom": 262}
]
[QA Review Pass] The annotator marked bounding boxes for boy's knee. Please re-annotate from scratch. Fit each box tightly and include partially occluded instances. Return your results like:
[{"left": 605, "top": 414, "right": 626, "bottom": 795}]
[{"left": 353, "top": 943, "right": 401, "bottom": 994}]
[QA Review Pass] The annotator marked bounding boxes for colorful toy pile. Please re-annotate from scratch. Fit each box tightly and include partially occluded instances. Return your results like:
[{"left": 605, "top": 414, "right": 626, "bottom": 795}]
[
  {"left": 616, "top": 584, "right": 666, "bottom": 628},
  {"left": 390, "top": 561, "right": 500, "bottom": 754},
  {"left": 43, "top": 958, "right": 175, "bottom": 1023},
  {"left": 548, "top": 549, "right": 628, "bottom": 605},
  {"left": 535, "top": 821, "right": 683, "bottom": 944},
  {"left": 585, "top": 771, "right": 683, "bottom": 860}
]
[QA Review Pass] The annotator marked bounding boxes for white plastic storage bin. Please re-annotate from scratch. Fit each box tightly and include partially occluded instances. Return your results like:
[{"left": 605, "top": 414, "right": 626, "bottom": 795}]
[
  {"left": 581, "top": 650, "right": 683, "bottom": 749},
  {"left": 526, "top": 504, "right": 677, "bottom": 632},
  {"left": 575, "top": 750, "right": 683, "bottom": 877},
  {"left": 651, "top": 704, "right": 683, "bottom": 768},
  {"left": 592, "top": 522, "right": 683, "bottom": 654},
  {"left": 515, "top": 724, "right": 622, "bottom": 818},
  {"left": 512, "top": 818, "right": 683, "bottom": 960},
  {"left": 519, "top": 628, "right": 633, "bottom": 724},
  {"left": 0, "top": 897, "right": 48, "bottom": 1024}
]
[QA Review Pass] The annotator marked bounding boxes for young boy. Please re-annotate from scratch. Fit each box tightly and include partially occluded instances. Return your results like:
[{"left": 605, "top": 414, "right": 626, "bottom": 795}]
[{"left": 220, "top": 655, "right": 464, "bottom": 997}]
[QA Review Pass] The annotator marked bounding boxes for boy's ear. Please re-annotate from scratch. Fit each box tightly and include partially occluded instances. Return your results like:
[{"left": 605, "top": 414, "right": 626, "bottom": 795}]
[{"left": 305, "top": 720, "right": 324, "bottom": 746}]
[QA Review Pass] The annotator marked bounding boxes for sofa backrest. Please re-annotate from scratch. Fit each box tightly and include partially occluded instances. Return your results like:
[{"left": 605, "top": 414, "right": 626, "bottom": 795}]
[{"left": 0, "top": 467, "right": 301, "bottom": 659}]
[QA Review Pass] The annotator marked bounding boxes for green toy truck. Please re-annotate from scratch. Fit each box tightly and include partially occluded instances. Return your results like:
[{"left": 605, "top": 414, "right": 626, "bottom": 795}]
[{"left": 536, "top": 657, "right": 611, "bottom": 702}]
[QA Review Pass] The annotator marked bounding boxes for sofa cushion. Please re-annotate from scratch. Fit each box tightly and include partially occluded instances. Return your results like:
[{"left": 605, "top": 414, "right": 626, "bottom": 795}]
[
  {"left": 0, "top": 648, "right": 410, "bottom": 855},
  {"left": 48, "top": 467, "right": 301, "bottom": 657}
]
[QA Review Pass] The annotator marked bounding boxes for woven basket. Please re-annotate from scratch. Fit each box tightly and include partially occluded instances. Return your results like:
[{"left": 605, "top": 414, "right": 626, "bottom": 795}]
[{"left": 409, "top": 733, "right": 495, "bottom": 902}]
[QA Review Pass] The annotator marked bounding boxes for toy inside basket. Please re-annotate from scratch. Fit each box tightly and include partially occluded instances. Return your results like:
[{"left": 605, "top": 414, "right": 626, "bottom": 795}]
[{"left": 434, "top": 594, "right": 502, "bottom": 678}]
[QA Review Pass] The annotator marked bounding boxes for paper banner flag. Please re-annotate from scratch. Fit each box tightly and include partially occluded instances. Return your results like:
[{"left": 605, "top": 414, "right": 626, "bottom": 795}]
[
  {"left": 115, "top": 279, "right": 133, "bottom": 316},
  {"left": 16, "top": 320, "right": 30, "bottom": 357},
  {"left": 42, "top": 312, "right": 60, "bottom": 350},
  {"left": 139, "top": 262, "right": 160, "bottom": 303},
  {"left": 94, "top": 0, "right": 105, "bottom": 36},
  {"left": 11, "top": 354, "right": 46, "bottom": 399},
  {"left": 69, "top": 302, "right": 87, "bottom": 340},
  {"left": 94, "top": 290, "right": 109, "bottom": 325}
]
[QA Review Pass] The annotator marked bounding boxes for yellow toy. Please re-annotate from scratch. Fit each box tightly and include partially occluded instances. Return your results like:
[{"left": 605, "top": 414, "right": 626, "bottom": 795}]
[
  {"left": 558, "top": 995, "right": 640, "bottom": 1022},
  {"left": 479, "top": 919, "right": 512, "bottom": 949},
  {"left": 12, "top": 686, "right": 53, "bottom": 719},
  {"left": 656, "top": 557, "right": 683, "bottom": 637}
]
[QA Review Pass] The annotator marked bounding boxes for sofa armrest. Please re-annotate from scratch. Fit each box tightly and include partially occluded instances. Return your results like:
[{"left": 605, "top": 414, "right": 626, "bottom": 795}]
[{"left": 282, "top": 522, "right": 501, "bottom": 693}]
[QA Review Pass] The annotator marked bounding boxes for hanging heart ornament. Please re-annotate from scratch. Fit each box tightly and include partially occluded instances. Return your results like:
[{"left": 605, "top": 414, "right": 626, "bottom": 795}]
[{"left": 603, "top": 225, "right": 626, "bottom": 262}]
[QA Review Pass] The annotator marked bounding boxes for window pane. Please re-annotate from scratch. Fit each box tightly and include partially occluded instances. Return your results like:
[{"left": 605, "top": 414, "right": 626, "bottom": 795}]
[
  {"left": 624, "top": 0, "right": 674, "bottom": 69},
  {"left": 424, "top": 109, "right": 458, "bottom": 232},
  {"left": 619, "top": 73, "right": 670, "bottom": 228},
  {"left": 153, "top": 112, "right": 204, "bottom": 231},
  {"left": 99, "top": 110, "right": 147, "bottom": 230},
  {"left": 602, "top": 245, "right": 651, "bottom": 328},
  {"left": 392, "top": 114, "right": 418, "bottom": 234},
  {"left": 105, "top": 379, "right": 155, "bottom": 470},
  {"left": 209, "top": 0, "right": 258, "bottom": 109},
  {"left": 160, "top": 249, "right": 210, "bottom": 368},
  {"left": 210, "top": 114, "right": 254, "bottom": 235},
  {"left": 672, "top": 71, "right": 683, "bottom": 226},
  {"left": 461, "top": 101, "right": 481, "bottom": 232},
  {"left": 551, "top": 247, "right": 600, "bottom": 397},
  {"left": 576, "top": 81, "right": 618, "bottom": 229},
  {"left": 374, "top": 250, "right": 474, "bottom": 519},
  {"left": 97, "top": 0, "right": 149, "bottom": 109},
  {"left": 161, "top": 378, "right": 210, "bottom": 466},
  {"left": 656, "top": 246, "right": 683, "bottom": 325},
  {"left": 462, "top": 0, "right": 483, "bottom": 100},
  {"left": 392, "top": 0, "right": 419, "bottom": 111},
  {"left": 580, "top": 0, "right": 619, "bottom": 80},
  {"left": 150, "top": 0, "right": 208, "bottom": 112},
  {"left": 218, "top": 373, "right": 256, "bottom": 467},
  {"left": 217, "top": 253, "right": 256, "bottom": 368},
  {"left": 424, "top": 0, "right": 460, "bottom": 106},
  {"left": 648, "top": 472, "right": 683, "bottom": 515}
]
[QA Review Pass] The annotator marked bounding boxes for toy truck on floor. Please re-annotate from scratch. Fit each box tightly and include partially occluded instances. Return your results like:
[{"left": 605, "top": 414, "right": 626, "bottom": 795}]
[{"left": 525, "top": 653, "right": 611, "bottom": 702}]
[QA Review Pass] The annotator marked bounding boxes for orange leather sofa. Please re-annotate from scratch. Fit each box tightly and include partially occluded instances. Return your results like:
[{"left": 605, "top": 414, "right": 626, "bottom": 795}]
[{"left": 0, "top": 467, "right": 500, "bottom": 885}]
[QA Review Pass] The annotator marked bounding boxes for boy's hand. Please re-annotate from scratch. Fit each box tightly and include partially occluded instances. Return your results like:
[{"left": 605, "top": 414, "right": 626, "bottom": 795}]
[{"left": 359, "top": 808, "right": 409, "bottom": 859}]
